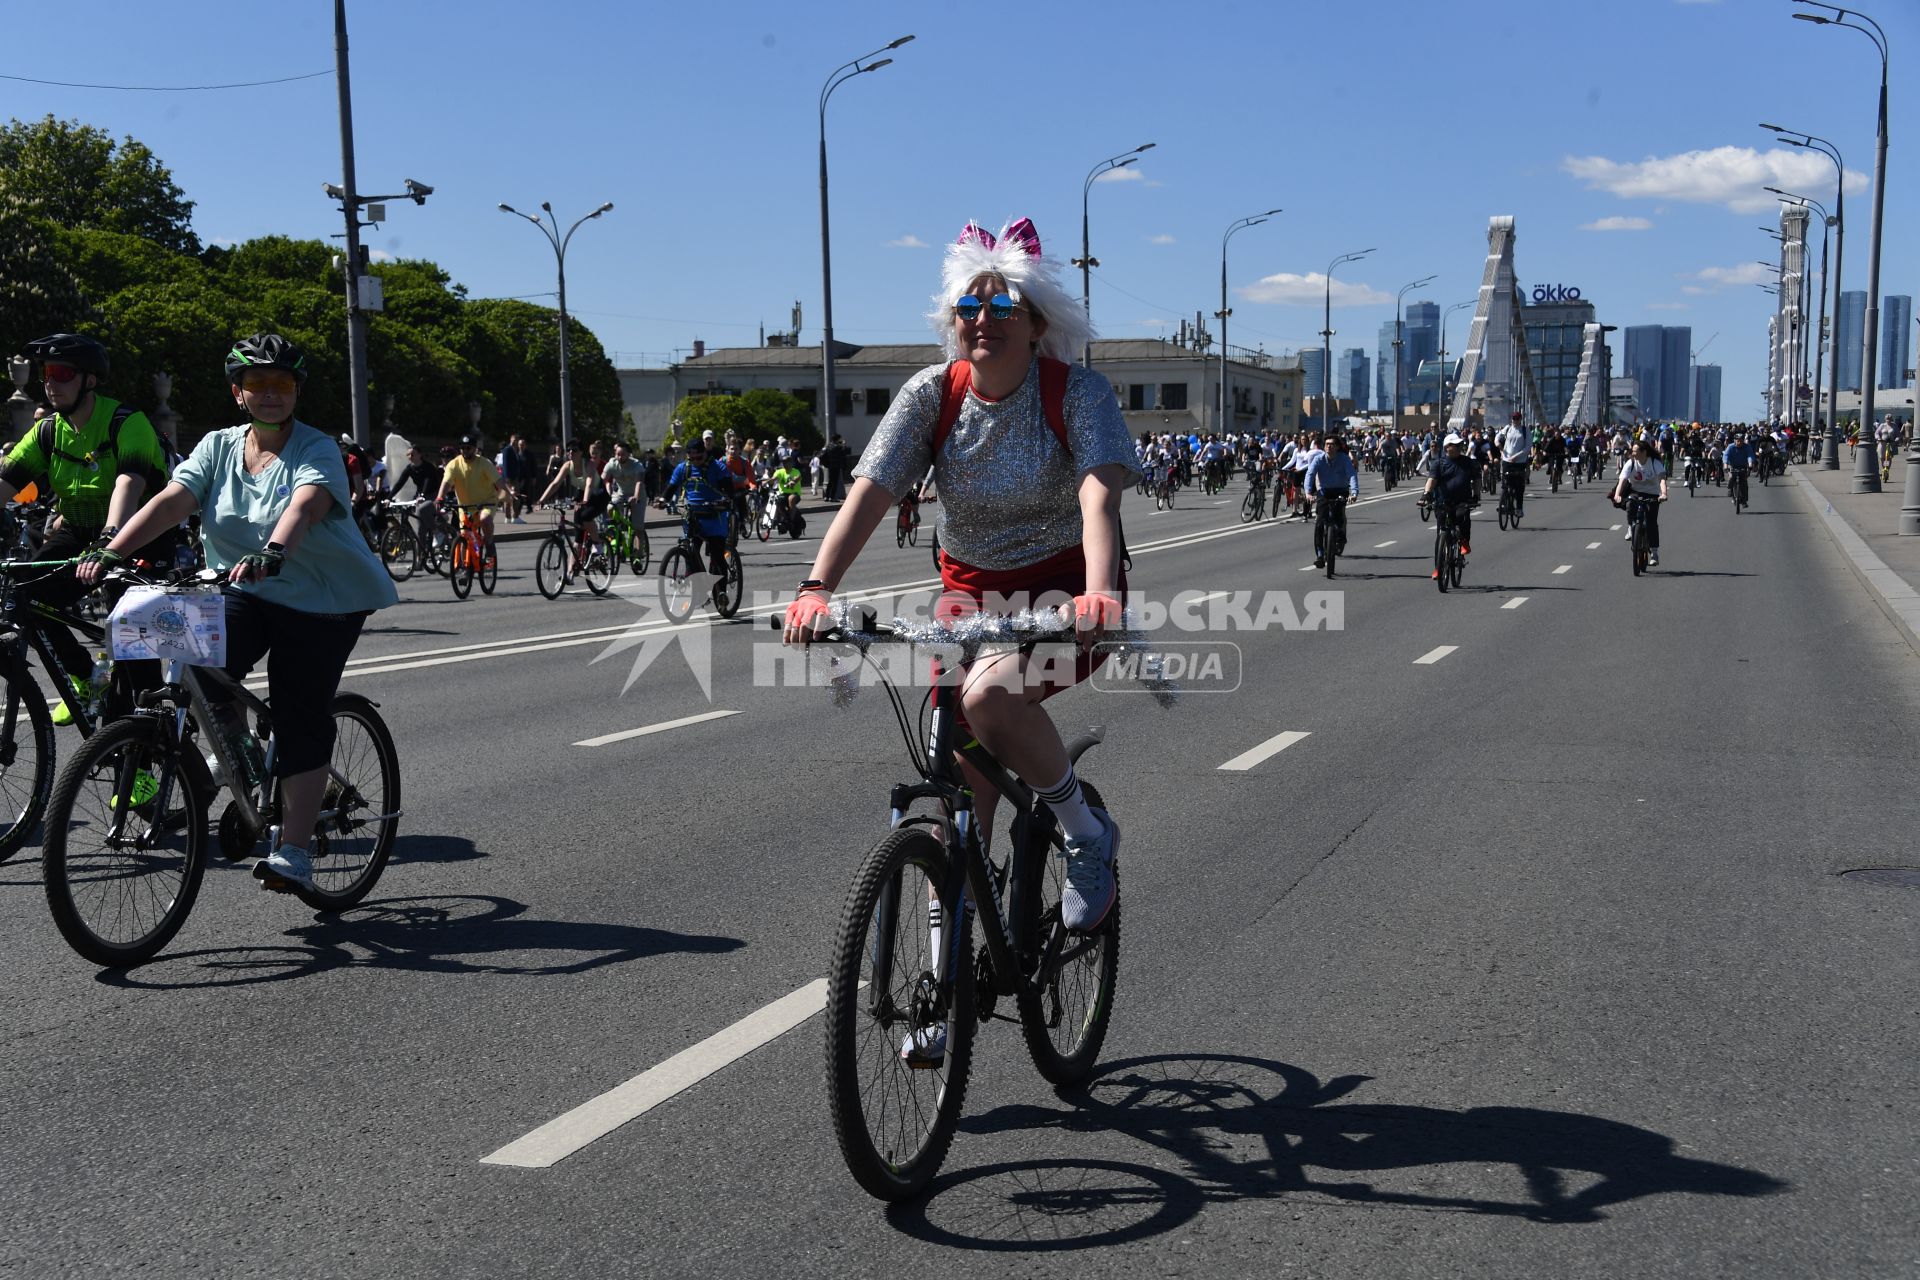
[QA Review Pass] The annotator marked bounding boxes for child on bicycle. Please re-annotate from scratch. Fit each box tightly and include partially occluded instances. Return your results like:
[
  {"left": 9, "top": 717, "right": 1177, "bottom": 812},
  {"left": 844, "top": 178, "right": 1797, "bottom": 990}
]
[
  {"left": 782, "top": 217, "right": 1139, "bottom": 938},
  {"left": 79, "top": 334, "right": 396, "bottom": 891}
]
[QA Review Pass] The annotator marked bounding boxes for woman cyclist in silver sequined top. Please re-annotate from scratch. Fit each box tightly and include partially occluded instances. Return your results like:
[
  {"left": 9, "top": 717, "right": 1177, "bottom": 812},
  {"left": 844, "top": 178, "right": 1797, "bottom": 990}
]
[{"left": 783, "top": 218, "right": 1140, "bottom": 933}]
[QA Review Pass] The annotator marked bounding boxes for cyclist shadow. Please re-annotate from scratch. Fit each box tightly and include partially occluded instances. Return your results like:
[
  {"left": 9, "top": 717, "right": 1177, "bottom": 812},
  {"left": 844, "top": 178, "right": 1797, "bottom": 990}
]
[
  {"left": 96, "top": 893, "right": 743, "bottom": 989},
  {"left": 390, "top": 833, "right": 488, "bottom": 864},
  {"left": 889, "top": 1052, "right": 1786, "bottom": 1250}
]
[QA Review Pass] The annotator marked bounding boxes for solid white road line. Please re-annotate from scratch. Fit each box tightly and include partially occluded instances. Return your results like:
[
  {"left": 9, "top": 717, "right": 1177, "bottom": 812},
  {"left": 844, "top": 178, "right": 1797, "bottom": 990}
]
[
  {"left": 1502, "top": 597, "right": 1528, "bottom": 610},
  {"left": 574, "top": 709, "right": 738, "bottom": 748},
  {"left": 1218, "top": 730, "right": 1311, "bottom": 772},
  {"left": 1375, "top": 540, "right": 1397, "bottom": 548},
  {"left": 1586, "top": 542, "right": 1602, "bottom": 550},
  {"left": 1413, "top": 645, "right": 1457, "bottom": 665},
  {"left": 1552, "top": 565, "right": 1572, "bottom": 575},
  {"left": 481, "top": 979, "right": 829, "bottom": 1169}
]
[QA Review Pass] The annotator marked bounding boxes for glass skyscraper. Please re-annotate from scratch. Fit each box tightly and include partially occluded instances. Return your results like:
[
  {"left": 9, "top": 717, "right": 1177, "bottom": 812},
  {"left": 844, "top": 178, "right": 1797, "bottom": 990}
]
[
  {"left": 1883, "top": 295, "right": 1913, "bottom": 390},
  {"left": 1622, "top": 324, "right": 1692, "bottom": 420},
  {"left": 1836, "top": 291, "right": 1866, "bottom": 393},
  {"left": 1342, "top": 348, "right": 1369, "bottom": 411},
  {"left": 1521, "top": 297, "right": 1597, "bottom": 425},
  {"left": 1402, "top": 301, "right": 1440, "bottom": 407},
  {"left": 1691, "top": 364, "right": 1722, "bottom": 424},
  {"left": 1301, "top": 348, "right": 1326, "bottom": 398}
]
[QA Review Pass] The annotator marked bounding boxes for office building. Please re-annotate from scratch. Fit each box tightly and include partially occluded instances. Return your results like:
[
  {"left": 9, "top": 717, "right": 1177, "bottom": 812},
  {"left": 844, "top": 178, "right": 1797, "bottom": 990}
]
[
  {"left": 1622, "top": 324, "right": 1692, "bottom": 421},
  {"left": 1520, "top": 295, "right": 1598, "bottom": 426},
  {"left": 1836, "top": 290, "right": 1866, "bottom": 393},
  {"left": 1301, "top": 348, "right": 1326, "bottom": 399},
  {"left": 1341, "top": 348, "right": 1369, "bottom": 412},
  {"left": 1376, "top": 319, "right": 1399, "bottom": 414},
  {"left": 1691, "top": 364, "right": 1722, "bottom": 424},
  {"left": 1883, "top": 295, "right": 1913, "bottom": 390},
  {"left": 1402, "top": 301, "right": 1440, "bottom": 406}
]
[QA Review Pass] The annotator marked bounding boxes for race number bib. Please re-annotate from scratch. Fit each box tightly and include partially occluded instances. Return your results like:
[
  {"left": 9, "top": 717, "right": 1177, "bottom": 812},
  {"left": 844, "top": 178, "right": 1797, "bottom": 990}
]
[{"left": 108, "top": 586, "right": 226, "bottom": 665}]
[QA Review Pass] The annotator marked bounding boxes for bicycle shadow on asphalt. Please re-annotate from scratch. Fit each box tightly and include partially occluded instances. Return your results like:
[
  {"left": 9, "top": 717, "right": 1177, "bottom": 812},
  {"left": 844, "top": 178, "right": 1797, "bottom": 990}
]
[
  {"left": 390, "top": 833, "right": 488, "bottom": 864},
  {"left": 96, "top": 893, "right": 743, "bottom": 989},
  {"left": 887, "top": 1052, "right": 1786, "bottom": 1251}
]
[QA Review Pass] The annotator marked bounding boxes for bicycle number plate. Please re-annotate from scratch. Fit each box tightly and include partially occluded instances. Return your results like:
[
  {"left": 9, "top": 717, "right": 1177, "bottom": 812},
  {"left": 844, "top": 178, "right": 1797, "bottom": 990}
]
[{"left": 108, "top": 586, "right": 226, "bottom": 665}]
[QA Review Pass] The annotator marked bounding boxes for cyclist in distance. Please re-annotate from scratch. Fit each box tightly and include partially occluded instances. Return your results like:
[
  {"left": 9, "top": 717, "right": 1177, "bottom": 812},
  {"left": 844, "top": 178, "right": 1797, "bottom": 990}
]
[
  {"left": 783, "top": 216, "right": 1139, "bottom": 942},
  {"left": 602, "top": 439, "right": 646, "bottom": 521},
  {"left": 536, "top": 441, "right": 611, "bottom": 570},
  {"left": 1421, "top": 432, "right": 1480, "bottom": 578},
  {"left": 2, "top": 333, "right": 176, "bottom": 724},
  {"left": 79, "top": 334, "right": 396, "bottom": 891},
  {"left": 657, "top": 435, "right": 737, "bottom": 576},
  {"left": 1304, "top": 433, "right": 1359, "bottom": 569},
  {"left": 1496, "top": 411, "right": 1532, "bottom": 515},
  {"left": 771, "top": 452, "right": 805, "bottom": 527},
  {"left": 435, "top": 433, "right": 511, "bottom": 563},
  {"left": 1612, "top": 437, "right": 1670, "bottom": 566}
]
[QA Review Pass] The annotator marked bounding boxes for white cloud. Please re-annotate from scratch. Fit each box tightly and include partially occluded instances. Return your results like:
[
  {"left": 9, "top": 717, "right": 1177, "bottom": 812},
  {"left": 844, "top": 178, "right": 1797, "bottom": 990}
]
[
  {"left": 1148, "top": 233, "right": 1176, "bottom": 245},
  {"left": 1563, "top": 146, "right": 1868, "bottom": 214},
  {"left": 1687, "top": 262, "right": 1771, "bottom": 290},
  {"left": 368, "top": 249, "right": 396, "bottom": 262},
  {"left": 1681, "top": 285, "right": 1709, "bottom": 295},
  {"left": 206, "top": 236, "right": 237, "bottom": 248},
  {"left": 1094, "top": 166, "right": 1146, "bottom": 184},
  {"left": 1580, "top": 215, "right": 1653, "bottom": 231},
  {"left": 886, "top": 234, "right": 928, "bottom": 249},
  {"left": 1240, "top": 272, "right": 1392, "bottom": 306}
]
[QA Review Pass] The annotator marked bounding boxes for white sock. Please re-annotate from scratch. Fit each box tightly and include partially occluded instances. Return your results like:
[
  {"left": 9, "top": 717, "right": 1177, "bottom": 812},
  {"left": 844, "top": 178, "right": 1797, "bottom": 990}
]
[{"left": 1033, "top": 766, "right": 1102, "bottom": 841}]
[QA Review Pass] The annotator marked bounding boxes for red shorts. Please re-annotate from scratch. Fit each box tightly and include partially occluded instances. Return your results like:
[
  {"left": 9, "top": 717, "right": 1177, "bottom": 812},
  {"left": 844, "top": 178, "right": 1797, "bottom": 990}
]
[{"left": 934, "top": 543, "right": 1125, "bottom": 728}]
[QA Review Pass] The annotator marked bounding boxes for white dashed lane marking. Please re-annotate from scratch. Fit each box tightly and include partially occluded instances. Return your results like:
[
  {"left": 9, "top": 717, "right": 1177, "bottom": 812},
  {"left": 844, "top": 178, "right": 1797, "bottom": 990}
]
[
  {"left": 1375, "top": 540, "right": 1397, "bottom": 548},
  {"left": 1413, "top": 646, "right": 1457, "bottom": 665},
  {"left": 575, "top": 709, "right": 739, "bottom": 748},
  {"left": 1219, "top": 730, "right": 1312, "bottom": 772},
  {"left": 1502, "top": 597, "right": 1528, "bottom": 610},
  {"left": 1587, "top": 542, "right": 1602, "bottom": 550},
  {"left": 1553, "top": 565, "right": 1572, "bottom": 575}
]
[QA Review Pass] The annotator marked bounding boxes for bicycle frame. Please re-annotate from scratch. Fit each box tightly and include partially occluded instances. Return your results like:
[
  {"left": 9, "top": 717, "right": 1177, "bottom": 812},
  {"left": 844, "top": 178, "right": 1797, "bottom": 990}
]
[{"left": 1, "top": 572, "right": 118, "bottom": 737}]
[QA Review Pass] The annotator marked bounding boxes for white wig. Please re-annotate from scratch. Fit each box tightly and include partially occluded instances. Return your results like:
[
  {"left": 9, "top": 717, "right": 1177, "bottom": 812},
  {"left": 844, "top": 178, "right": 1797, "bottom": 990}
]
[{"left": 927, "top": 218, "right": 1093, "bottom": 365}]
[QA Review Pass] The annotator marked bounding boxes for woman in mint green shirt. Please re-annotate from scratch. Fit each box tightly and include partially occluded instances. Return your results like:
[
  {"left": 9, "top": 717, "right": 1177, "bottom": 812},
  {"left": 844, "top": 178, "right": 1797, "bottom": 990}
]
[{"left": 82, "top": 334, "right": 396, "bottom": 892}]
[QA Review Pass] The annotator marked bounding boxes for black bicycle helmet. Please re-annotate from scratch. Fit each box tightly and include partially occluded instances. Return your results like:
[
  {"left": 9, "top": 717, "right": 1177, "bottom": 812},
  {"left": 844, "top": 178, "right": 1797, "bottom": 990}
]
[
  {"left": 225, "top": 333, "right": 307, "bottom": 385},
  {"left": 21, "top": 333, "right": 110, "bottom": 376}
]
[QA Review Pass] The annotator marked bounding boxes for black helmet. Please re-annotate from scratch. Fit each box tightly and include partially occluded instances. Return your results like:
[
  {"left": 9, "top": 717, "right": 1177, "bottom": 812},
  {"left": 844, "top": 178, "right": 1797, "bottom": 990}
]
[
  {"left": 225, "top": 333, "right": 307, "bottom": 385},
  {"left": 21, "top": 333, "right": 109, "bottom": 376},
  {"left": 459, "top": 433, "right": 477, "bottom": 447}
]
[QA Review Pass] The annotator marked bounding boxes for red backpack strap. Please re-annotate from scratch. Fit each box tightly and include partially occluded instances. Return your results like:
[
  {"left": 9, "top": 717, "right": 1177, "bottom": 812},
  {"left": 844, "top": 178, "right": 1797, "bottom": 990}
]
[
  {"left": 932, "top": 360, "right": 971, "bottom": 457},
  {"left": 1037, "top": 357, "right": 1071, "bottom": 453}
]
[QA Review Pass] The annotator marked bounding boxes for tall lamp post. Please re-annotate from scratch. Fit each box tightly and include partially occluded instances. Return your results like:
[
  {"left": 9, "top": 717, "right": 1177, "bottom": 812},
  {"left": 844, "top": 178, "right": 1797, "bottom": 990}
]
[
  {"left": 1767, "top": 186, "right": 1837, "bottom": 464},
  {"left": 1438, "top": 300, "right": 1474, "bottom": 431},
  {"left": 1392, "top": 275, "right": 1436, "bottom": 444},
  {"left": 1321, "top": 248, "right": 1375, "bottom": 435},
  {"left": 1764, "top": 122, "right": 1849, "bottom": 474},
  {"left": 1218, "top": 209, "right": 1282, "bottom": 436},
  {"left": 1074, "top": 143, "right": 1156, "bottom": 368},
  {"left": 1792, "top": 2, "right": 1893, "bottom": 504},
  {"left": 818, "top": 36, "right": 913, "bottom": 446},
  {"left": 498, "top": 200, "right": 614, "bottom": 458}
]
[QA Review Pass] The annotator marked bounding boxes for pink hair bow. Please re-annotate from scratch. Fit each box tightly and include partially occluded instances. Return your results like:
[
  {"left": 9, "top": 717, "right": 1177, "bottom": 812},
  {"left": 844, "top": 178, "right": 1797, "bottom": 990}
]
[{"left": 956, "top": 218, "right": 1042, "bottom": 258}]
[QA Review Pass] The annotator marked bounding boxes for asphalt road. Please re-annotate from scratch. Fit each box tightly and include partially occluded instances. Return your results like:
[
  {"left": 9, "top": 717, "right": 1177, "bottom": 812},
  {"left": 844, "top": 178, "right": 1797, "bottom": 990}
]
[{"left": 2, "top": 470, "right": 1916, "bottom": 1279}]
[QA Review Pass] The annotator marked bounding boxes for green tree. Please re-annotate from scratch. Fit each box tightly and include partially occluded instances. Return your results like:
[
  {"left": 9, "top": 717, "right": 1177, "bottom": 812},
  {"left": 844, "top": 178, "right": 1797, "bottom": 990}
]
[
  {"left": 0, "top": 117, "right": 198, "bottom": 255},
  {"left": 0, "top": 194, "right": 93, "bottom": 359},
  {"left": 669, "top": 394, "right": 754, "bottom": 445},
  {"left": 738, "top": 388, "right": 820, "bottom": 452}
]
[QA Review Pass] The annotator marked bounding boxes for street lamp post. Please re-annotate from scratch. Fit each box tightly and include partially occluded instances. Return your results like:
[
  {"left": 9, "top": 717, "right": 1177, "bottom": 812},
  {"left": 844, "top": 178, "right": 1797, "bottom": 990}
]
[
  {"left": 1792, "top": 2, "right": 1894, "bottom": 505},
  {"left": 818, "top": 36, "right": 913, "bottom": 448},
  {"left": 1321, "top": 248, "right": 1375, "bottom": 436},
  {"left": 1764, "top": 123, "right": 1849, "bottom": 474},
  {"left": 498, "top": 200, "right": 614, "bottom": 457},
  {"left": 1075, "top": 144, "right": 1156, "bottom": 369},
  {"left": 1218, "top": 209, "right": 1282, "bottom": 438},
  {"left": 1768, "top": 187, "right": 1836, "bottom": 457},
  {"left": 1392, "top": 275, "right": 1436, "bottom": 444}
]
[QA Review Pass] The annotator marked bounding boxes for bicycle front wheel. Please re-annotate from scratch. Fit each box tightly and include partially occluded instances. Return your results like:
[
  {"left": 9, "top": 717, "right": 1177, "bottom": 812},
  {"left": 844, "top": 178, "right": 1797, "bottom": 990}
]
[
  {"left": 294, "top": 692, "right": 400, "bottom": 912},
  {"left": 1016, "top": 780, "right": 1118, "bottom": 1086},
  {"left": 1434, "top": 530, "right": 1449, "bottom": 593},
  {"left": 0, "top": 662, "right": 56, "bottom": 863},
  {"left": 450, "top": 540, "right": 474, "bottom": 599},
  {"left": 535, "top": 533, "right": 569, "bottom": 599},
  {"left": 478, "top": 544, "right": 499, "bottom": 596},
  {"left": 659, "top": 547, "right": 697, "bottom": 622},
  {"left": 380, "top": 522, "right": 417, "bottom": 583},
  {"left": 825, "top": 827, "right": 976, "bottom": 1201},
  {"left": 582, "top": 546, "right": 615, "bottom": 597},
  {"left": 42, "top": 716, "right": 208, "bottom": 967},
  {"left": 713, "top": 553, "right": 743, "bottom": 619},
  {"left": 630, "top": 526, "right": 651, "bottom": 575}
]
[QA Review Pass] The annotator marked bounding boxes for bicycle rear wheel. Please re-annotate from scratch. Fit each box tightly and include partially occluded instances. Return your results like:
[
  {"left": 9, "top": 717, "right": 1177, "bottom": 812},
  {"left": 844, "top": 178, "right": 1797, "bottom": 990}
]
[
  {"left": 659, "top": 547, "right": 696, "bottom": 622},
  {"left": 380, "top": 523, "right": 417, "bottom": 583},
  {"left": 42, "top": 716, "right": 208, "bottom": 967},
  {"left": 582, "top": 546, "right": 615, "bottom": 596},
  {"left": 294, "top": 692, "right": 400, "bottom": 912},
  {"left": 0, "top": 662, "right": 55, "bottom": 863},
  {"left": 1015, "top": 780, "right": 1118, "bottom": 1086},
  {"left": 825, "top": 827, "right": 976, "bottom": 1201},
  {"left": 535, "top": 533, "right": 569, "bottom": 599}
]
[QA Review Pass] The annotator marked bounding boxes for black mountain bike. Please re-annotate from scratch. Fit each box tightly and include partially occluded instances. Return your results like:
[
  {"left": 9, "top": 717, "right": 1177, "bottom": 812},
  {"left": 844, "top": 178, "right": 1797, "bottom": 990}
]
[
  {"left": 787, "top": 608, "right": 1120, "bottom": 1201},
  {"left": 1729, "top": 466, "right": 1749, "bottom": 513},
  {"left": 1315, "top": 491, "right": 1349, "bottom": 578},
  {"left": 1240, "top": 474, "right": 1268, "bottom": 524},
  {"left": 1497, "top": 466, "right": 1524, "bottom": 530},
  {"left": 40, "top": 571, "right": 399, "bottom": 966},
  {"left": 659, "top": 508, "right": 743, "bottom": 622},
  {"left": 1431, "top": 500, "right": 1468, "bottom": 592},
  {"left": 1625, "top": 493, "right": 1662, "bottom": 576}
]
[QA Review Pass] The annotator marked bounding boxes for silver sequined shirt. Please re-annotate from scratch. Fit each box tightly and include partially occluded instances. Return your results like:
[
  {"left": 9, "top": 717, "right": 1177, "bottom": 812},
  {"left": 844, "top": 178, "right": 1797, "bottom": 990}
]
[{"left": 854, "top": 361, "right": 1142, "bottom": 570}]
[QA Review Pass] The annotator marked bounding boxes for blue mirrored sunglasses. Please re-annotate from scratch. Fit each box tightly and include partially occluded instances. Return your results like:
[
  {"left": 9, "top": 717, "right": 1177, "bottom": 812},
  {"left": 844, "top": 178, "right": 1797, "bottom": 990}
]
[{"left": 952, "top": 293, "right": 1021, "bottom": 322}]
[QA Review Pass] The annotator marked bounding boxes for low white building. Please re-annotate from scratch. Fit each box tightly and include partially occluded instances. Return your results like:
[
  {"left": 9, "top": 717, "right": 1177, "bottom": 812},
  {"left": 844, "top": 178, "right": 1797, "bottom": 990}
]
[{"left": 618, "top": 338, "right": 1305, "bottom": 452}]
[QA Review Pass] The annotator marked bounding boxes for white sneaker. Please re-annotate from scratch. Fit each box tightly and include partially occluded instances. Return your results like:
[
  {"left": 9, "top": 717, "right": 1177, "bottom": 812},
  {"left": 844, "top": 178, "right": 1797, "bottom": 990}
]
[
  {"left": 899, "top": 1023, "right": 947, "bottom": 1068},
  {"left": 254, "top": 844, "right": 315, "bottom": 891},
  {"left": 1060, "top": 810, "right": 1119, "bottom": 932}
]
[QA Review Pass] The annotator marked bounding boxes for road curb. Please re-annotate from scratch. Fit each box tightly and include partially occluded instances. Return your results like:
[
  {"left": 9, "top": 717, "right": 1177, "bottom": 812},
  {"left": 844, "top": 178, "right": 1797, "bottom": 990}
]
[{"left": 1793, "top": 470, "right": 1920, "bottom": 656}]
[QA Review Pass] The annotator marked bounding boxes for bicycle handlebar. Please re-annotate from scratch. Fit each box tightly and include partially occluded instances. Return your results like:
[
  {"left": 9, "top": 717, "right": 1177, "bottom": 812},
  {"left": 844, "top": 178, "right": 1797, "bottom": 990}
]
[{"left": 767, "top": 603, "right": 1077, "bottom": 647}]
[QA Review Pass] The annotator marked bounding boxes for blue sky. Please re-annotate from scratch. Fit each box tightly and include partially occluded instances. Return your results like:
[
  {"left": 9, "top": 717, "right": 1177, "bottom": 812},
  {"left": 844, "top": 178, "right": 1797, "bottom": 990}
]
[{"left": 7, "top": 0, "right": 1914, "bottom": 419}]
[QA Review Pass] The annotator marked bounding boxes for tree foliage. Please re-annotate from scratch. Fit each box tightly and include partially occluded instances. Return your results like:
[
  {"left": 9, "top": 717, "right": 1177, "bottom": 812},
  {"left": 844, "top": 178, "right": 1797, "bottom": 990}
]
[
  {"left": 668, "top": 390, "right": 819, "bottom": 451},
  {"left": 0, "top": 121, "right": 621, "bottom": 449},
  {"left": 0, "top": 117, "right": 198, "bottom": 255}
]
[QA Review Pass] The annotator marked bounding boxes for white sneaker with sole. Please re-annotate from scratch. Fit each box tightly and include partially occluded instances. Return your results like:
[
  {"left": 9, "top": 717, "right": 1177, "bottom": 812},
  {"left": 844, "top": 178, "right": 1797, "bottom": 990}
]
[
  {"left": 1060, "top": 810, "right": 1119, "bottom": 932},
  {"left": 254, "top": 844, "right": 315, "bottom": 891}
]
